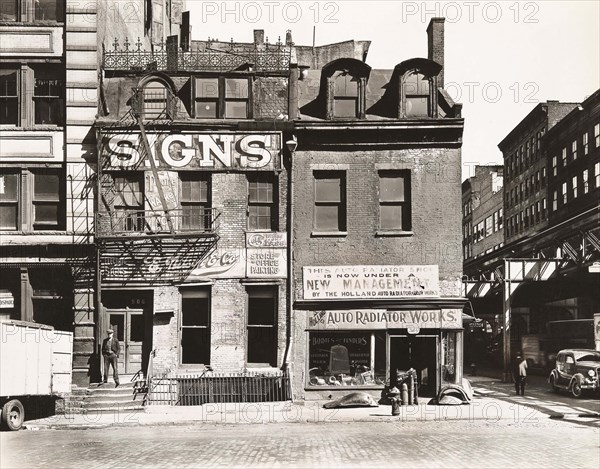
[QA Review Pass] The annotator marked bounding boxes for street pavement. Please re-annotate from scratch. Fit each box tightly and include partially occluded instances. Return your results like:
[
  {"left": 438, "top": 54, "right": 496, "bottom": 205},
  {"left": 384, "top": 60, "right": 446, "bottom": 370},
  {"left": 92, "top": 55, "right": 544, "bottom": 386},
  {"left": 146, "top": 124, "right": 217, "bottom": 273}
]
[{"left": 1, "top": 373, "right": 598, "bottom": 468}]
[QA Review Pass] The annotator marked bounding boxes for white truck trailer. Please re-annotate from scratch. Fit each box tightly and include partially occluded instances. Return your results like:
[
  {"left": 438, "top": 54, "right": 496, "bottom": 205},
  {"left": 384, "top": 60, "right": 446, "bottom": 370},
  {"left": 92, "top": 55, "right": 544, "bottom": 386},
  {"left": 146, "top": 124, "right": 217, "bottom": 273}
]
[{"left": 0, "top": 320, "right": 73, "bottom": 430}]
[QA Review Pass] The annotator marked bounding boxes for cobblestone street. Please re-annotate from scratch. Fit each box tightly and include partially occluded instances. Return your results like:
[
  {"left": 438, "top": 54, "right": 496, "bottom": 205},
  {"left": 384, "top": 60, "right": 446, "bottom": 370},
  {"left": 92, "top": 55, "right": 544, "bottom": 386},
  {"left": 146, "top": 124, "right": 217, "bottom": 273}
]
[{"left": 2, "top": 418, "right": 598, "bottom": 468}]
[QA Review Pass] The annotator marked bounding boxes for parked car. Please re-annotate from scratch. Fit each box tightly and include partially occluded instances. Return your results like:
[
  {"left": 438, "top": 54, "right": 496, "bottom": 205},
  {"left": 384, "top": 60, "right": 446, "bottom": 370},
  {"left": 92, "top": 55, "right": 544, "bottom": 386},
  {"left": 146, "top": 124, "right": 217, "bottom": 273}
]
[{"left": 548, "top": 349, "right": 600, "bottom": 398}]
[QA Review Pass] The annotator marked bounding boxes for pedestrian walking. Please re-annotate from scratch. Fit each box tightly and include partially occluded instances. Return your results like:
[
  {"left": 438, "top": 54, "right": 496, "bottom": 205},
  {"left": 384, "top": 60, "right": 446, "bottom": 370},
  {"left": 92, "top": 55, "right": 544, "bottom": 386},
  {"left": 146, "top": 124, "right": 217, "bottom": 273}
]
[
  {"left": 102, "top": 329, "right": 120, "bottom": 387},
  {"left": 512, "top": 353, "right": 527, "bottom": 396}
]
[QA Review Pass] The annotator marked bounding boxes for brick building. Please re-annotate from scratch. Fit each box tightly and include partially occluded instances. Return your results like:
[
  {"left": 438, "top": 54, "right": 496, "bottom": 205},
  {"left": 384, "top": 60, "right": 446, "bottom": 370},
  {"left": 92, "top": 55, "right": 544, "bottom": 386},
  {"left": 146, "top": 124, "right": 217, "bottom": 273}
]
[
  {"left": 290, "top": 18, "right": 466, "bottom": 400},
  {"left": 463, "top": 90, "right": 600, "bottom": 374},
  {"left": 0, "top": 0, "right": 98, "bottom": 385},
  {"left": 462, "top": 165, "right": 504, "bottom": 263}
]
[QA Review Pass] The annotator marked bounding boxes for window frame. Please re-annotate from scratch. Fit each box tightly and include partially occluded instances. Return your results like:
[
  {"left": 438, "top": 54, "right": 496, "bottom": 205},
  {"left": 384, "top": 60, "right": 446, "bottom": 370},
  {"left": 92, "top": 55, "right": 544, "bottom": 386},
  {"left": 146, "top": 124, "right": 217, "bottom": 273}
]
[
  {"left": 192, "top": 75, "right": 253, "bottom": 120},
  {"left": 0, "top": 166, "right": 65, "bottom": 232},
  {"left": 246, "top": 286, "right": 278, "bottom": 367},
  {"left": 378, "top": 170, "right": 411, "bottom": 234},
  {"left": 179, "top": 172, "right": 211, "bottom": 231},
  {"left": 0, "top": 0, "right": 64, "bottom": 22},
  {"left": 111, "top": 172, "right": 145, "bottom": 232},
  {"left": 313, "top": 170, "right": 347, "bottom": 234},
  {"left": 247, "top": 172, "right": 277, "bottom": 232},
  {"left": 180, "top": 288, "right": 211, "bottom": 366}
]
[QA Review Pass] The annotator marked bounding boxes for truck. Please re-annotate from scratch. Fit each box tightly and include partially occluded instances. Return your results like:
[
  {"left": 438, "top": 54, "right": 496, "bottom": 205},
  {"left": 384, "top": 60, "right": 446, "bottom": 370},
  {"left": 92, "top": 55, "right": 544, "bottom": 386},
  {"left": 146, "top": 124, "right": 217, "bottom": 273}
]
[{"left": 0, "top": 320, "right": 73, "bottom": 431}]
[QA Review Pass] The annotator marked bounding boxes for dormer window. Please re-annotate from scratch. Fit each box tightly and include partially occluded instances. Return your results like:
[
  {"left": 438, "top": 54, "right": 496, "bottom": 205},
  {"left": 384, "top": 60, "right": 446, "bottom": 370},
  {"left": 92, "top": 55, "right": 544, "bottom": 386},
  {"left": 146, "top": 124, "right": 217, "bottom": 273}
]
[
  {"left": 395, "top": 58, "right": 442, "bottom": 118},
  {"left": 321, "top": 58, "right": 371, "bottom": 120},
  {"left": 404, "top": 71, "right": 430, "bottom": 118},
  {"left": 332, "top": 72, "right": 359, "bottom": 118},
  {"left": 133, "top": 75, "right": 176, "bottom": 120},
  {"left": 193, "top": 76, "right": 251, "bottom": 119}
]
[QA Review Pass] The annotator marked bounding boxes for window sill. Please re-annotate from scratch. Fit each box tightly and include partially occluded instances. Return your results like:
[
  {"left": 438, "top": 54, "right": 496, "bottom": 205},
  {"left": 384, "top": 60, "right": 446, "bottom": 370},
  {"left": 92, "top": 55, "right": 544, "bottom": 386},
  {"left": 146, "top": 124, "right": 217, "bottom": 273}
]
[
  {"left": 376, "top": 230, "right": 413, "bottom": 237},
  {"left": 311, "top": 231, "right": 347, "bottom": 238},
  {"left": 0, "top": 125, "right": 64, "bottom": 131}
]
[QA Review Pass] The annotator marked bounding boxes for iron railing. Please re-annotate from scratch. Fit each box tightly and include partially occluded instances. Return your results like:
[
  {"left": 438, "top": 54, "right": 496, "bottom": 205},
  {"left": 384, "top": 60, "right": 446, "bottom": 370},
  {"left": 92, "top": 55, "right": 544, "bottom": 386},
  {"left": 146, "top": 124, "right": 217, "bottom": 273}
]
[
  {"left": 103, "top": 38, "right": 292, "bottom": 72},
  {"left": 148, "top": 370, "right": 291, "bottom": 405},
  {"left": 96, "top": 208, "right": 220, "bottom": 238}
]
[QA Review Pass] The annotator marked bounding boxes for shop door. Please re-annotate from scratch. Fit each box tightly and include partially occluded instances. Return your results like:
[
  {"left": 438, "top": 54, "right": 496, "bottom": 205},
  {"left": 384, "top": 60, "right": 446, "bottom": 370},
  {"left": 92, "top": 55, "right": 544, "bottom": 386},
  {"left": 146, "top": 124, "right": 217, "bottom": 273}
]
[
  {"left": 389, "top": 335, "right": 439, "bottom": 397},
  {"left": 108, "top": 309, "right": 144, "bottom": 374}
]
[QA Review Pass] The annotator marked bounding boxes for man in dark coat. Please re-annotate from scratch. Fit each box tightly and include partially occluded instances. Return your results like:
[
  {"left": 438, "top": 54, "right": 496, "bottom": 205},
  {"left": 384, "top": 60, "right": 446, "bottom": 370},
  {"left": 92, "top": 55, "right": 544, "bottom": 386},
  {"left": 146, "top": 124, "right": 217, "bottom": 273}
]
[
  {"left": 102, "top": 329, "right": 121, "bottom": 387},
  {"left": 512, "top": 353, "right": 527, "bottom": 396}
]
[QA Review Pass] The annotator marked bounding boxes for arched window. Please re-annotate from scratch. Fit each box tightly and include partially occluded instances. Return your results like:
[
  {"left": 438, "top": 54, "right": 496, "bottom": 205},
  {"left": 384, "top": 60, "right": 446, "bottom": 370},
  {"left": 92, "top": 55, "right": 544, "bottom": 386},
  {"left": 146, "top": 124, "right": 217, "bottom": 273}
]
[
  {"left": 403, "top": 71, "right": 431, "bottom": 118},
  {"left": 394, "top": 58, "right": 441, "bottom": 118},
  {"left": 321, "top": 58, "right": 371, "bottom": 120},
  {"left": 142, "top": 80, "right": 168, "bottom": 119}
]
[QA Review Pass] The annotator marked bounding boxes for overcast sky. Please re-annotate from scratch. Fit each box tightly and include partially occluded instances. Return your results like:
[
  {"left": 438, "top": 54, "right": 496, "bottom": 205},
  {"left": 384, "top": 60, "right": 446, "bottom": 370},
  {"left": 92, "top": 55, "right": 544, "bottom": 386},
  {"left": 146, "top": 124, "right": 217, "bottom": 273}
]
[{"left": 187, "top": 1, "right": 600, "bottom": 180}]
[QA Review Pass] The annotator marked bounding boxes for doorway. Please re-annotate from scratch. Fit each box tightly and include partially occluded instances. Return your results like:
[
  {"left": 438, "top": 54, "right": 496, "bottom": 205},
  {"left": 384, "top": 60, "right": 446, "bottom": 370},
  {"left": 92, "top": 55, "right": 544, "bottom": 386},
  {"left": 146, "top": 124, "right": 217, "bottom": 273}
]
[
  {"left": 389, "top": 334, "right": 439, "bottom": 397},
  {"left": 107, "top": 309, "right": 144, "bottom": 374}
]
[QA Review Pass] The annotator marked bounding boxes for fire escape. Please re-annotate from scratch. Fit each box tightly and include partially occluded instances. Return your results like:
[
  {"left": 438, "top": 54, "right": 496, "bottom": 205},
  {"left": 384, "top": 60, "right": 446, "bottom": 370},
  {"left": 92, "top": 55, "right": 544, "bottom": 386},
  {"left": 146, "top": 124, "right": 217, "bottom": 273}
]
[{"left": 95, "top": 90, "right": 221, "bottom": 284}]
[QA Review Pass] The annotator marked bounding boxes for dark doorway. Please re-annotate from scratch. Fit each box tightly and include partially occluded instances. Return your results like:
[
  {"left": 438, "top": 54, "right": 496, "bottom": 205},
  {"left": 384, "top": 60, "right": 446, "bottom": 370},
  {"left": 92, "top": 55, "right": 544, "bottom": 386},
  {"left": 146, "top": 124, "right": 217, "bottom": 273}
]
[{"left": 390, "top": 334, "right": 439, "bottom": 397}]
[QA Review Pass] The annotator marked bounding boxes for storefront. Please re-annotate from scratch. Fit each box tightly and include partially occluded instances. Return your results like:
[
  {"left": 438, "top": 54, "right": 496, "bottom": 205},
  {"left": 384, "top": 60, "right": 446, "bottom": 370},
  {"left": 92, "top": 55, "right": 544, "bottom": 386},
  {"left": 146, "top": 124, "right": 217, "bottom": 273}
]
[{"left": 298, "top": 265, "right": 464, "bottom": 399}]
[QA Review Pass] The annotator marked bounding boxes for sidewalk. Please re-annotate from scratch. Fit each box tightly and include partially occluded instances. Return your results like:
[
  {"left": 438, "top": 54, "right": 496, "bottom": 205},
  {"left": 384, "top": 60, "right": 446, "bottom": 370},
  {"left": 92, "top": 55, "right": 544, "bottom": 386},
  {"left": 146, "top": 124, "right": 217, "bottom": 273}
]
[{"left": 23, "top": 391, "right": 550, "bottom": 431}]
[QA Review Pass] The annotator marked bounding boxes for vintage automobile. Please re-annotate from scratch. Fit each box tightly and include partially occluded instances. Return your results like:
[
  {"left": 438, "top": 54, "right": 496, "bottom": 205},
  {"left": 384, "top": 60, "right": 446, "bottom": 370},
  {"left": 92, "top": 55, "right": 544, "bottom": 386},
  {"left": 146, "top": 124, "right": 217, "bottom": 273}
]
[{"left": 548, "top": 349, "right": 600, "bottom": 397}]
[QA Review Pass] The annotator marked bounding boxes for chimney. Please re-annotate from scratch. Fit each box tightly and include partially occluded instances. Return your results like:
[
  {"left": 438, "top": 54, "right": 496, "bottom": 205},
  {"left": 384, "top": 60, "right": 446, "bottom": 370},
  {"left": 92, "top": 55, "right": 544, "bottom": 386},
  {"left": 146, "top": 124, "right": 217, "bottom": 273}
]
[
  {"left": 427, "top": 17, "right": 445, "bottom": 87},
  {"left": 254, "top": 29, "right": 264, "bottom": 46},
  {"left": 285, "top": 30, "right": 293, "bottom": 46}
]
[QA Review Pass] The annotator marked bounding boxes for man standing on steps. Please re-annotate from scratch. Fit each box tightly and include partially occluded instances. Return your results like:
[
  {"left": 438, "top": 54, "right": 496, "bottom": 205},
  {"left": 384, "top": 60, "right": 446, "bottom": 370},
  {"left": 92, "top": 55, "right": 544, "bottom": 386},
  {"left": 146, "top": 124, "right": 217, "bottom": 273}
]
[{"left": 102, "top": 329, "right": 121, "bottom": 387}]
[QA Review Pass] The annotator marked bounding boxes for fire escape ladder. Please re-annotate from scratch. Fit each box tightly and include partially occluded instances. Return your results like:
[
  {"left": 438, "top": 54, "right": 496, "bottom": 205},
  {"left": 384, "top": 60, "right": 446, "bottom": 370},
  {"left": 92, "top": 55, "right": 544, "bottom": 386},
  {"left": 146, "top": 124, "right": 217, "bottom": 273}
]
[
  {"left": 134, "top": 113, "right": 175, "bottom": 234},
  {"left": 561, "top": 240, "right": 579, "bottom": 264}
]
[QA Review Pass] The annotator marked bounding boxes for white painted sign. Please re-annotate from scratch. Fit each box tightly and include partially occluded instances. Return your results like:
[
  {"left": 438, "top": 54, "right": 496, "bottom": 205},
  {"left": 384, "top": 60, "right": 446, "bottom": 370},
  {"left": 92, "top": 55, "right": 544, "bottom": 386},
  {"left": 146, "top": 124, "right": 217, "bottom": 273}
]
[
  {"left": 246, "top": 232, "right": 287, "bottom": 248},
  {"left": 303, "top": 265, "right": 440, "bottom": 300},
  {"left": 307, "top": 309, "right": 462, "bottom": 330},
  {"left": 104, "top": 133, "right": 281, "bottom": 170},
  {"left": 247, "top": 248, "right": 287, "bottom": 278},
  {"left": 186, "top": 248, "right": 246, "bottom": 279},
  {"left": 0, "top": 292, "right": 14, "bottom": 309}
]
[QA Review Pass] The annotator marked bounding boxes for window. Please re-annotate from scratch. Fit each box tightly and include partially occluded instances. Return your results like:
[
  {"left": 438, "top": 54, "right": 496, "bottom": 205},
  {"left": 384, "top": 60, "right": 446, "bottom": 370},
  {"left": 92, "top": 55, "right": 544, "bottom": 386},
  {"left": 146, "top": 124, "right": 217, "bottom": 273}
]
[
  {"left": 552, "top": 190, "right": 557, "bottom": 212},
  {"left": 181, "top": 289, "right": 210, "bottom": 365},
  {"left": 536, "top": 201, "right": 540, "bottom": 223},
  {"left": 151, "top": 0, "right": 164, "bottom": 43},
  {"left": 33, "top": 65, "right": 64, "bottom": 125},
  {"left": 314, "top": 171, "right": 346, "bottom": 232},
  {"left": 0, "top": 68, "right": 18, "bottom": 125},
  {"left": 113, "top": 173, "right": 144, "bottom": 232},
  {"left": 141, "top": 80, "right": 169, "bottom": 119},
  {"left": 248, "top": 173, "right": 276, "bottom": 231},
  {"left": 307, "top": 331, "right": 386, "bottom": 387},
  {"left": 595, "top": 162, "right": 600, "bottom": 188},
  {"left": 524, "top": 207, "right": 529, "bottom": 228},
  {"left": 485, "top": 215, "right": 493, "bottom": 236},
  {"left": 1, "top": 65, "right": 63, "bottom": 126},
  {"left": 583, "top": 170, "right": 589, "bottom": 194},
  {"left": 379, "top": 171, "right": 411, "bottom": 231},
  {"left": 180, "top": 173, "right": 210, "bottom": 230},
  {"left": 562, "top": 147, "right": 567, "bottom": 167},
  {"left": 247, "top": 287, "right": 277, "bottom": 366},
  {"left": 541, "top": 167, "right": 546, "bottom": 187},
  {"left": 498, "top": 208, "right": 503, "bottom": 230},
  {"left": 0, "top": 168, "right": 64, "bottom": 231},
  {"left": 0, "top": 0, "right": 63, "bottom": 21},
  {"left": 595, "top": 124, "right": 600, "bottom": 148},
  {"left": 562, "top": 182, "right": 568, "bottom": 205},
  {"left": 583, "top": 132, "right": 589, "bottom": 155},
  {"left": 333, "top": 72, "right": 359, "bottom": 118},
  {"left": 404, "top": 71, "right": 430, "bottom": 117},
  {"left": 572, "top": 176, "right": 578, "bottom": 199},
  {"left": 0, "top": 171, "right": 18, "bottom": 230},
  {"left": 542, "top": 198, "right": 547, "bottom": 219},
  {"left": 193, "top": 77, "right": 251, "bottom": 119},
  {"left": 552, "top": 156, "right": 558, "bottom": 176},
  {"left": 572, "top": 140, "right": 577, "bottom": 160},
  {"left": 529, "top": 204, "right": 534, "bottom": 225}
]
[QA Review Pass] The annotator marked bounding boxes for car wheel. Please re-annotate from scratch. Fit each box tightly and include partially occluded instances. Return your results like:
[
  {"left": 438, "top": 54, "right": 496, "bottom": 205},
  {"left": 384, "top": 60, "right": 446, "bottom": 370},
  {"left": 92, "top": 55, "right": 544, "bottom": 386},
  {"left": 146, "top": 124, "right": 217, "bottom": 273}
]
[
  {"left": 1, "top": 399, "right": 24, "bottom": 431},
  {"left": 549, "top": 375, "right": 558, "bottom": 392},
  {"left": 571, "top": 380, "right": 583, "bottom": 398}
]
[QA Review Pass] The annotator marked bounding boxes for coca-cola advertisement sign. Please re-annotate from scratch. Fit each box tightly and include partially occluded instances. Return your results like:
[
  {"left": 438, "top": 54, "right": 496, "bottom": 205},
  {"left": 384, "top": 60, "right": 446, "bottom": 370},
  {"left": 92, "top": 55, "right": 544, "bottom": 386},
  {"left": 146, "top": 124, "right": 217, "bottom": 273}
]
[{"left": 186, "top": 248, "right": 245, "bottom": 279}]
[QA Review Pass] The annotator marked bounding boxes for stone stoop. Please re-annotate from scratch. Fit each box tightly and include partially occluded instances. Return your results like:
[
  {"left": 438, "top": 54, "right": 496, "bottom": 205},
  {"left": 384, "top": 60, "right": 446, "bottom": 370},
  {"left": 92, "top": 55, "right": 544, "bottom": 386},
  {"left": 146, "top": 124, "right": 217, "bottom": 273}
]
[{"left": 60, "top": 382, "right": 146, "bottom": 414}]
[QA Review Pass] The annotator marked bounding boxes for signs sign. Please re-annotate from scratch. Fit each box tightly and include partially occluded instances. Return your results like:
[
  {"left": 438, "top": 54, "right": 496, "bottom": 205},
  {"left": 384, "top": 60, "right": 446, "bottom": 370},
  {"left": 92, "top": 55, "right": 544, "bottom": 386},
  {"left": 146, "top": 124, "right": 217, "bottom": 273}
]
[
  {"left": 104, "top": 133, "right": 281, "bottom": 170},
  {"left": 246, "top": 232, "right": 287, "bottom": 278},
  {"left": 307, "top": 309, "right": 462, "bottom": 330},
  {"left": 303, "top": 265, "right": 440, "bottom": 300}
]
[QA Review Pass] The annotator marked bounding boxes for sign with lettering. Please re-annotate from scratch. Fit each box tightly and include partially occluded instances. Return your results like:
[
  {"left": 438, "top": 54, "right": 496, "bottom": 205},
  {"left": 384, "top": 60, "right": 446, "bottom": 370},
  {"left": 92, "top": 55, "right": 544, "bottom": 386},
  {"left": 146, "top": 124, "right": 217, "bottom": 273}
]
[
  {"left": 303, "top": 265, "right": 440, "bottom": 300},
  {"left": 0, "top": 292, "right": 14, "bottom": 309},
  {"left": 104, "top": 133, "right": 281, "bottom": 170},
  {"left": 307, "top": 309, "right": 462, "bottom": 330},
  {"left": 246, "top": 232, "right": 287, "bottom": 248},
  {"left": 186, "top": 248, "right": 245, "bottom": 280},
  {"left": 247, "top": 248, "right": 286, "bottom": 278}
]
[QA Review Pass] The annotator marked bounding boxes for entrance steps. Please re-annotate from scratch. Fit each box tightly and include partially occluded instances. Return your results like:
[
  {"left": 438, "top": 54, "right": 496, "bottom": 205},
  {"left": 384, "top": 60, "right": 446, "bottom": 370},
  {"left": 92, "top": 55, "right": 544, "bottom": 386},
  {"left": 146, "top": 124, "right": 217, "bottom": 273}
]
[{"left": 61, "top": 380, "right": 146, "bottom": 414}]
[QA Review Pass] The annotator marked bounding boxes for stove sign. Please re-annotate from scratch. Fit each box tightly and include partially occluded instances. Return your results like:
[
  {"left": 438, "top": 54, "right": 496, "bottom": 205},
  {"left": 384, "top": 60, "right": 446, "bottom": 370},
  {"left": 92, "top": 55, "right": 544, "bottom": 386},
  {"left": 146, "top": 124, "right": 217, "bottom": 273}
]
[{"left": 105, "top": 133, "right": 280, "bottom": 170}]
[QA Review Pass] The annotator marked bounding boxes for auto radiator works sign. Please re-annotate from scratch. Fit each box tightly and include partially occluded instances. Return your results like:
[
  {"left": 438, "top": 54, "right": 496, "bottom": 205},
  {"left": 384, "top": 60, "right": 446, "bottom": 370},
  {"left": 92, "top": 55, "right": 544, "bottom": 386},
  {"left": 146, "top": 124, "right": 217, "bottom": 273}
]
[
  {"left": 303, "top": 265, "right": 440, "bottom": 300},
  {"left": 103, "top": 132, "right": 281, "bottom": 170},
  {"left": 307, "top": 309, "right": 462, "bottom": 330}
]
